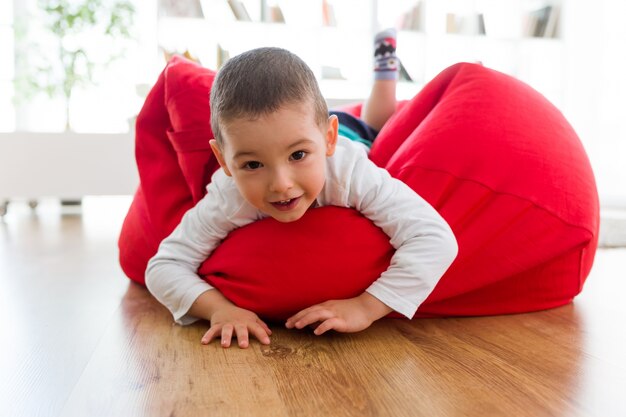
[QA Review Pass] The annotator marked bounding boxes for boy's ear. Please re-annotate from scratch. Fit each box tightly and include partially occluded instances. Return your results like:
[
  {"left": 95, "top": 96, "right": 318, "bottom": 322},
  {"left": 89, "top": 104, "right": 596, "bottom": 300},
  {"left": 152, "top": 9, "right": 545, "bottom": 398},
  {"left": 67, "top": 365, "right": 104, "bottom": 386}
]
[
  {"left": 209, "top": 139, "right": 232, "bottom": 176},
  {"left": 325, "top": 115, "right": 339, "bottom": 156}
]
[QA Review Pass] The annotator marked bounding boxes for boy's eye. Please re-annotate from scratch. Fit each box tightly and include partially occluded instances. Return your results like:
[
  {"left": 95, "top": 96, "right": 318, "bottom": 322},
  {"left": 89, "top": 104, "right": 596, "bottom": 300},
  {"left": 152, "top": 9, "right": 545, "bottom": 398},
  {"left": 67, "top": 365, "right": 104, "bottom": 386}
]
[
  {"left": 243, "top": 161, "right": 262, "bottom": 170},
  {"left": 291, "top": 150, "right": 306, "bottom": 161}
]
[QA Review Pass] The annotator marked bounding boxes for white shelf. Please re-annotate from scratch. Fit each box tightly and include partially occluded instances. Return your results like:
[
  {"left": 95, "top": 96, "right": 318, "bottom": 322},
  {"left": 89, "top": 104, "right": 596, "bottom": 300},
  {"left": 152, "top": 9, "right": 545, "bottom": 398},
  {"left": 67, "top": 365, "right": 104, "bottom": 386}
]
[
  {"left": 157, "top": 1, "right": 567, "bottom": 105},
  {"left": 321, "top": 79, "right": 423, "bottom": 103}
]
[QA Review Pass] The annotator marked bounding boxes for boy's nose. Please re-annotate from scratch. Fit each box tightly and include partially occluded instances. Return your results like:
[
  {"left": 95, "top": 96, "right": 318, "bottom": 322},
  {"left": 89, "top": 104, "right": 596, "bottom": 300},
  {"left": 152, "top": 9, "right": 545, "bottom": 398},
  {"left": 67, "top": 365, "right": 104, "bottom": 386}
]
[{"left": 269, "top": 168, "right": 294, "bottom": 193}]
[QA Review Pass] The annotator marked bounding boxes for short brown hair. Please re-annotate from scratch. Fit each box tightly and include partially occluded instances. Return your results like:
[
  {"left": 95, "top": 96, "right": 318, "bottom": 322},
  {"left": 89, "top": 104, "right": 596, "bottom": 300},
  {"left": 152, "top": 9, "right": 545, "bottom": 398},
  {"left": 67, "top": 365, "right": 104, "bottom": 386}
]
[{"left": 210, "top": 47, "right": 328, "bottom": 145}]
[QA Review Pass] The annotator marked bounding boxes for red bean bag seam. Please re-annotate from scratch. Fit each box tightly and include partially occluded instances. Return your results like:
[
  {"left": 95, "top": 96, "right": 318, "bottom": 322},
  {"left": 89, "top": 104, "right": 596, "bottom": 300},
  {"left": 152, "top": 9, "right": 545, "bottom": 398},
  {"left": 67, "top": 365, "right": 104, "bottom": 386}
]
[
  {"left": 421, "top": 244, "right": 587, "bottom": 316},
  {"left": 395, "top": 163, "right": 597, "bottom": 238},
  {"left": 166, "top": 129, "right": 214, "bottom": 152}
]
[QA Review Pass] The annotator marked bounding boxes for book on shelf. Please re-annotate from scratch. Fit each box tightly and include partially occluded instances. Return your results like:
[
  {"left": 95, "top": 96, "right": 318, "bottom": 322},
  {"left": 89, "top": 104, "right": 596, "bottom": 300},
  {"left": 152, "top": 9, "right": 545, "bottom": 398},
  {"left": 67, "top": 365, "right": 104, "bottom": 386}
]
[
  {"left": 216, "top": 44, "right": 230, "bottom": 69},
  {"left": 159, "top": 0, "right": 204, "bottom": 18},
  {"left": 259, "top": 0, "right": 285, "bottom": 23},
  {"left": 322, "top": 0, "right": 337, "bottom": 27},
  {"left": 446, "top": 13, "right": 455, "bottom": 33},
  {"left": 321, "top": 66, "right": 345, "bottom": 80},
  {"left": 162, "top": 48, "right": 201, "bottom": 64},
  {"left": 269, "top": 5, "right": 285, "bottom": 23},
  {"left": 544, "top": 5, "right": 560, "bottom": 38},
  {"left": 446, "top": 13, "right": 486, "bottom": 35},
  {"left": 227, "top": 0, "right": 251, "bottom": 21},
  {"left": 478, "top": 13, "right": 486, "bottom": 36},
  {"left": 399, "top": 61, "right": 413, "bottom": 82},
  {"left": 398, "top": 2, "right": 423, "bottom": 31},
  {"left": 525, "top": 5, "right": 560, "bottom": 38}
]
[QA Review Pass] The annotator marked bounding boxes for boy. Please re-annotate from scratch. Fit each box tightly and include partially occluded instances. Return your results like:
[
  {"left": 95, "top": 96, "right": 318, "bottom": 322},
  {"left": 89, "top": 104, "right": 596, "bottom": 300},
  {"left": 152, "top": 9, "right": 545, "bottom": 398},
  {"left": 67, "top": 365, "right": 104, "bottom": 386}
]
[{"left": 146, "top": 33, "right": 458, "bottom": 349}]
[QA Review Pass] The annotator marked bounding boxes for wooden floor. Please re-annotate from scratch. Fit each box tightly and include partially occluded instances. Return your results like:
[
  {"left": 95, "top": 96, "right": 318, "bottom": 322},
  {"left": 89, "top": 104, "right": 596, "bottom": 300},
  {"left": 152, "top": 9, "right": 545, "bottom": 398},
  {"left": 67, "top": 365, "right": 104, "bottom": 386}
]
[{"left": 1, "top": 198, "right": 625, "bottom": 417}]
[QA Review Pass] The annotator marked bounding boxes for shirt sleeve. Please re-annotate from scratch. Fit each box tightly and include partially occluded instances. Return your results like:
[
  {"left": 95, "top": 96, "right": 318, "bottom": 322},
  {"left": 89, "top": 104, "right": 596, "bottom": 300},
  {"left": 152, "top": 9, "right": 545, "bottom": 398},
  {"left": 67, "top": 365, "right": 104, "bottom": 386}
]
[
  {"left": 337, "top": 145, "right": 458, "bottom": 318},
  {"left": 145, "top": 170, "right": 257, "bottom": 325}
]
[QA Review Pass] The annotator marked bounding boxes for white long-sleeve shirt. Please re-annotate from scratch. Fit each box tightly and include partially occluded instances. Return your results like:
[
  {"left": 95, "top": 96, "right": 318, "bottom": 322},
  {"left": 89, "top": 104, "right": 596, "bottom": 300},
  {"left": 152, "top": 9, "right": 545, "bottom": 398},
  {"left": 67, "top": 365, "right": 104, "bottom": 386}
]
[{"left": 146, "top": 136, "right": 458, "bottom": 325}]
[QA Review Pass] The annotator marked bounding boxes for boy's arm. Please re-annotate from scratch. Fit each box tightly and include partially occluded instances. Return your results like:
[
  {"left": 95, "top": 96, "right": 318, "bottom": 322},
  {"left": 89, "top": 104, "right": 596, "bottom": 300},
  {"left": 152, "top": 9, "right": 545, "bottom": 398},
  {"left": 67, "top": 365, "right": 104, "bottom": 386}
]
[
  {"left": 188, "top": 288, "right": 233, "bottom": 321},
  {"left": 145, "top": 191, "right": 229, "bottom": 325},
  {"left": 146, "top": 171, "right": 272, "bottom": 347},
  {"left": 351, "top": 156, "right": 458, "bottom": 319},
  {"left": 293, "top": 142, "right": 457, "bottom": 333},
  {"left": 146, "top": 170, "right": 257, "bottom": 325}
]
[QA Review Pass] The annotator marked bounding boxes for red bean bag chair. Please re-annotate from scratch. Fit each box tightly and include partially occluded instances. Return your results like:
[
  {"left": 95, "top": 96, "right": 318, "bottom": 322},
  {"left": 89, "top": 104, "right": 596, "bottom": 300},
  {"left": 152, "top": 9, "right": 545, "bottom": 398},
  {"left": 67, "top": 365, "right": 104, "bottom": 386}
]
[{"left": 118, "top": 56, "right": 599, "bottom": 320}]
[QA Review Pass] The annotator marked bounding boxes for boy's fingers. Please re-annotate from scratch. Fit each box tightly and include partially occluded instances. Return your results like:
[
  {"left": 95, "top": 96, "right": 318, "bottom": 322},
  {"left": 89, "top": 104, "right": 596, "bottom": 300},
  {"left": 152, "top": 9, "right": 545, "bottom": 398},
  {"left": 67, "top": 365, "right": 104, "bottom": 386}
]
[
  {"left": 235, "top": 324, "right": 249, "bottom": 348},
  {"left": 209, "top": 318, "right": 271, "bottom": 348},
  {"left": 287, "top": 305, "right": 317, "bottom": 320},
  {"left": 285, "top": 313, "right": 301, "bottom": 328},
  {"left": 201, "top": 326, "right": 220, "bottom": 344},
  {"left": 221, "top": 324, "right": 234, "bottom": 348},
  {"left": 294, "top": 309, "right": 335, "bottom": 329},
  {"left": 314, "top": 318, "right": 342, "bottom": 335},
  {"left": 257, "top": 319, "right": 272, "bottom": 335},
  {"left": 308, "top": 322, "right": 321, "bottom": 330},
  {"left": 287, "top": 305, "right": 323, "bottom": 327},
  {"left": 250, "top": 323, "right": 271, "bottom": 345}
]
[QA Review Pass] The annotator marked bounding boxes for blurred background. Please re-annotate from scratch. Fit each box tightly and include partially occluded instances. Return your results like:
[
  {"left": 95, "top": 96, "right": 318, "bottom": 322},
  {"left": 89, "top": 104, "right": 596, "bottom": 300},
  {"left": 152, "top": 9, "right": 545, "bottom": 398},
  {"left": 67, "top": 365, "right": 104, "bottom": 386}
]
[{"left": 0, "top": 0, "right": 624, "bottom": 242}]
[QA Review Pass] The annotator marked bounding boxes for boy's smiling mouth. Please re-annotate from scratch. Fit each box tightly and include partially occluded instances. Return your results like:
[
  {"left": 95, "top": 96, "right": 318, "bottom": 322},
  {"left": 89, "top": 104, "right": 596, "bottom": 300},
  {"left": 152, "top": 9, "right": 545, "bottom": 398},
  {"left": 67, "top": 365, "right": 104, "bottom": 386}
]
[{"left": 270, "top": 196, "right": 301, "bottom": 211}]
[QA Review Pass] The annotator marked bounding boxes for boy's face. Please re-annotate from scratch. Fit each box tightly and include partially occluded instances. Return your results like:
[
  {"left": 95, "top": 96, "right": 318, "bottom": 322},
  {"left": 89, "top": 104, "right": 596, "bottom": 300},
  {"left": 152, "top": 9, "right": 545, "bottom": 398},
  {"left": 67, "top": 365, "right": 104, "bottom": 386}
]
[{"left": 210, "top": 101, "right": 338, "bottom": 223}]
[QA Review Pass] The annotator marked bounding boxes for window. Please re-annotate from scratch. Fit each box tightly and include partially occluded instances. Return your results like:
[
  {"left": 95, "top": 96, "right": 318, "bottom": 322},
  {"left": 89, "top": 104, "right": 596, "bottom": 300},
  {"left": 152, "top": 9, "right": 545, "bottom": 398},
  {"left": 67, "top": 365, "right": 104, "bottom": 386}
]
[
  {"left": 0, "top": 1, "right": 15, "bottom": 132},
  {"left": 9, "top": 0, "right": 160, "bottom": 133}
]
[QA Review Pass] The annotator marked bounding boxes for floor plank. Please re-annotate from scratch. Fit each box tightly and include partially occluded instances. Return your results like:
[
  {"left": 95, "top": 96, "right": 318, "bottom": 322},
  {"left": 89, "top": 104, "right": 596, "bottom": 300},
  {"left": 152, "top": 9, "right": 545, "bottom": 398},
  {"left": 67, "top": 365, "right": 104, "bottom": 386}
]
[
  {"left": 0, "top": 199, "right": 129, "bottom": 417},
  {"left": 1, "top": 198, "right": 625, "bottom": 417}
]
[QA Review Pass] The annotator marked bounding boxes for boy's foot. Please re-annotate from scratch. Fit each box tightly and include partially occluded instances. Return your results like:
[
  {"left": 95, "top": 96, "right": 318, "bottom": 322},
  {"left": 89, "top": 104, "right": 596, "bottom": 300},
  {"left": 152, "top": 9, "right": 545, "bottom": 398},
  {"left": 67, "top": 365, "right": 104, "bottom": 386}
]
[{"left": 374, "top": 28, "right": 399, "bottom": 80}]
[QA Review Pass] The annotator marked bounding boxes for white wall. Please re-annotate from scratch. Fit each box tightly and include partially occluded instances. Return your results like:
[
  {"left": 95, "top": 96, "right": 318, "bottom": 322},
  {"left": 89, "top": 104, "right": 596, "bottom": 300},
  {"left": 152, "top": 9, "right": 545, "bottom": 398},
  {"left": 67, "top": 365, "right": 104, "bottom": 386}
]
[
  {"left": 562, "top": 0, "right": 626, "bottom": 207},
  {"left": 2, "top": 0, "right": 625, "bottom": 207}
]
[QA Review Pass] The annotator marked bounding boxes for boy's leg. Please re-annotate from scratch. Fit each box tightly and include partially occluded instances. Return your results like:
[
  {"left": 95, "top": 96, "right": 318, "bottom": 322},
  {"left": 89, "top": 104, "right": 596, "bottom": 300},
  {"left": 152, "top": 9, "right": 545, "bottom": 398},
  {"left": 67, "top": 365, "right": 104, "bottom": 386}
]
[
  {"left": 362, "top": 28, "right": 398, "bottom": 131},
  {"left": 362, "top": 79, "right": 397, "bottom": 132}
]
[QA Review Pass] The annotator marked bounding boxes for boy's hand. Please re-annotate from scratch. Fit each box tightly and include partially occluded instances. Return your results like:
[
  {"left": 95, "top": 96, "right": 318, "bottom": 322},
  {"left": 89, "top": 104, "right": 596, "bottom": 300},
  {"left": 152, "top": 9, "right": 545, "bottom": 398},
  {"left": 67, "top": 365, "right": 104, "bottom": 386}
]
[
  {"left": 201, "top": 304, "right": 272, "bottom": 349},
  {"left": 285, "top": 292, "right": 393, "bottom": 336},
  {"left": 190, "top": 289, "right": 271, "bottom": 349}
]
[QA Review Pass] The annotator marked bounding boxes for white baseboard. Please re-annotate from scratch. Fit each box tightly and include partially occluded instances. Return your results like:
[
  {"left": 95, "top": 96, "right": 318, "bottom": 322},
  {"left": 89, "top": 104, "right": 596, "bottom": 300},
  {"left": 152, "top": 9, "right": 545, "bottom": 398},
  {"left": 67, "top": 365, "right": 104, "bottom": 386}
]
[{"left": 599, "top": 209, "right": 626, "bottom": 248}]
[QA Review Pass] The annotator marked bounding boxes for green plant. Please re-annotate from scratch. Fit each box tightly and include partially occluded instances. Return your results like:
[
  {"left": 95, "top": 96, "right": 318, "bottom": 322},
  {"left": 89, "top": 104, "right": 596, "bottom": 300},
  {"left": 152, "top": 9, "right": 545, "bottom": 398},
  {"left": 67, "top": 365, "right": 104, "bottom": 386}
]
[{"left": 15, "top": 0, "right": 135, "bottom": 130}]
